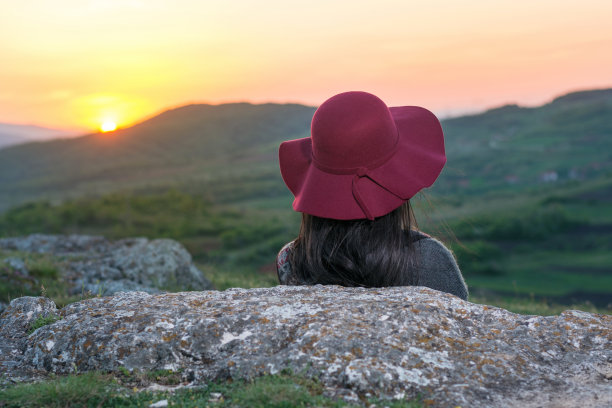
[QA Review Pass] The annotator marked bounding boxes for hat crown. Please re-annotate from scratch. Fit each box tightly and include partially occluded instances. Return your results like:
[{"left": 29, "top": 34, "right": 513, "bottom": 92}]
[{"left": 311, "top": 91, "right": 398, "bottom": 170}]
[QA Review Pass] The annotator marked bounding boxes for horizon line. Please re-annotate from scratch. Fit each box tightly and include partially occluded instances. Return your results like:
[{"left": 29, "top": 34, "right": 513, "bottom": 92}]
[{"left": 3, "top": 85, "right": 611, "bottom": 134}]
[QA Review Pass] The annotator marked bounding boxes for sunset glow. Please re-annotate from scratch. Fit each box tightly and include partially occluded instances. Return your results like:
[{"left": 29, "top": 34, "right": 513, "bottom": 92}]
[
  {"left": 0, "top": 0, "right": 611, "bottom": 131},
  {"left": 100, "top": 121, "right": 117, "bottom": 133}
]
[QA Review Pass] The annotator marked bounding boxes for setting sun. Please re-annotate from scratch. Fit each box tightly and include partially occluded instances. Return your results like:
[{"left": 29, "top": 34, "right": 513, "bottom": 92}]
[{"left": 101, "top": 122, "right": 117, "bottom": 132}]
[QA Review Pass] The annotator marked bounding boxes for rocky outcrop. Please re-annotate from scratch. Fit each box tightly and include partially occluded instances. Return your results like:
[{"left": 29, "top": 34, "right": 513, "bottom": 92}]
[
  {"left": 0, "top": 234, "right": 212, "bottom": 296},
  {"left": 0, "top": 296, "right": 57, "bottom": 382},
  {"left": 0, "top": 234, "right": 109, "bottom": 254},
  {"left": 1, "top": 286, "right": 610, "bottom": 407}
]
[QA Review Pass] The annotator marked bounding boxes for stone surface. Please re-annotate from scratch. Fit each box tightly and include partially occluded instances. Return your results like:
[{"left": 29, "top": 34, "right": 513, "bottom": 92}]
[
  {"left": 2, "top": 258, "right": 29, "bottom": 276},
  {"left": 1, "top": 286, "right": 610, "bottom": 407},
  {"left": 0, "top": 234, "right": 213, "bottom": 296},
  {"left": 1, "top": 257, "right": 37, "bottom": 295},
  {"left": 0, "top": 234, "right": 110, "bottom": 255},
  {"left": 0, "top": 296, "right": 58, "bottom": 383}
]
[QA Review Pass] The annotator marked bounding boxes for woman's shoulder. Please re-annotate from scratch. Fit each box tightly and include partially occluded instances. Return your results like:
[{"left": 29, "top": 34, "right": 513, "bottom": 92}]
[
  {"left": 276, "top": 241, "right": 296, "bottom": 285},
  {"left": 408, "top": 230, "right": 453, "bottom": 257},
  {"left": 277, "top": 241, "right": 294, "bottom": 269},
  {"left": 407, "top": 229, "right": 430, "bottom": 242},
  {"left": 408, "top": 230, "right": 468, "bottom": 300}
]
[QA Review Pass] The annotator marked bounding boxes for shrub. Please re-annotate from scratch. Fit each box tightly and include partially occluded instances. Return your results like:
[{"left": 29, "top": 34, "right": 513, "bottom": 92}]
[
  {"left": 452, "top": 241, "right": 504, "bottom": 276},
  {"left": 450, "top": 204, "right": 581, "bottom": 242}
]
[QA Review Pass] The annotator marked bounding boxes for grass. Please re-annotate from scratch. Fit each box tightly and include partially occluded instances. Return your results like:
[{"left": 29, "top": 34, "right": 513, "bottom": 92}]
[
  {"left": 202, "top": 263, "right": 278, "bottom": 291},
  {"left": 0, "top": 372, "right": 115, "bottom": 408},
  {"left": 27, "top": 314, "right": 62, "bottom": 335},
  {"left": 0, "top": 250, "right": 96, "bottom": 307},
  {"left": 466, "top": 249, "right": 612, "bottom": 296},
  {"left": 0, "top": 371, "right": 423, "bottom": 408},
  {"left": 416, "top": 177, "right": 612, "bottom": 309},
  {"left": 469, "top": 295, "right": 607, "bottom": 316}
]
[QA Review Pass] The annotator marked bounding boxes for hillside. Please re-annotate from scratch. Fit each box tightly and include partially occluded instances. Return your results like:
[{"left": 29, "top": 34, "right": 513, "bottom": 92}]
[
  {"left": 435, "top": 88, "right": 612, "bottom": 195},
  {"left": 0, "top": 103, "right": 315, "bottom": 211},
  {"left": 1, "top": 89, "right": 611, "bottom": 211}
]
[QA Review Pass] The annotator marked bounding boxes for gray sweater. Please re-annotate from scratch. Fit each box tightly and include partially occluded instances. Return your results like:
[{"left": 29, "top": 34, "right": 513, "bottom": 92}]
[{"left": 276, "top": 230, "right": 468, "bottom": 300}]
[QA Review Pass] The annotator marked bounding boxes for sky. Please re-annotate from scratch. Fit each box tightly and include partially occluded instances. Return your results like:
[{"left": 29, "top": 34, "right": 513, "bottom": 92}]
[{"left": 1, "top": 0, "right": 611, "bottom": 132}]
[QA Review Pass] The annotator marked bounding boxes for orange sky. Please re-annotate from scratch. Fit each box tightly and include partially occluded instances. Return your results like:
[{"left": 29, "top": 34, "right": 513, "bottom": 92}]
[{"left": 1, "top": 0, "right": 611, "bottom": 131}]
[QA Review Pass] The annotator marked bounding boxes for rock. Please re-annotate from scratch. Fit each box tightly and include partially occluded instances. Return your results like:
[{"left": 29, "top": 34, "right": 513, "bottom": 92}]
[
  {"left": 1, "top": 257, "right": 37, "bottom": 293},
  {"left": 208, "top": 392, "right": 223, "bottom": 402},
  {"left": 0, "top": 234, "right": 110, "bottom": 255},
  {"left": 2, "top": 258, "right": 29, "bottom": 276},
  {"left": 2, "top": 286, "right": 610, "bottom": 407},
  {"left": 0, "top": 234, "right": 213, "bottom": 296},
  {"left": 0, "top": 296, "right": 58, "bottom": 383},
  {"left": 70, "top": 238, "right": 211, "bottom": 295},
  {"left": 0, "top": 296, "right": 57, "bottom": 339}
]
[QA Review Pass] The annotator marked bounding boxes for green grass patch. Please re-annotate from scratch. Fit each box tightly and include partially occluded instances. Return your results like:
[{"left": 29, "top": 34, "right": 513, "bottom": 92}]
[
  {"left": 27, "top": 314, "right": 62, "bottom": 335},
  {"left": 0, "top": 372, "right": 117, "bottom": 408},
  {"left": 0, "top": 250, "right": 96, "bottom": 307},
  {"left": 202, "top": 264, "right": 278, "bottom": 291},
  {"left": 465, "top": 249, "right": 612, "bottom": 297},
  {"left": 0, "top": 371, "right": 423, "bottom": 408},
  {"left": 470, "top": 295, "right": 607, "bottom": 316}
]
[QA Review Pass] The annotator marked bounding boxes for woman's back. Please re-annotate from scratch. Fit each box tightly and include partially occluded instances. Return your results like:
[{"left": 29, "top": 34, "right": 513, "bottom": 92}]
[{"left": 277, "top": 229, "right": 468, "bottom": 300}]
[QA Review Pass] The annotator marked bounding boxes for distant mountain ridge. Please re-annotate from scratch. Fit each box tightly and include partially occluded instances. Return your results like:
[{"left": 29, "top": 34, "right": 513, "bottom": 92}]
[
  {"left": 550, "top": 88, "right": 612, "bottom": 104},
  {"left": 0, "top": 123, "right": 81, "bottom": 149},
  {"left": 436, "top": 87, "right": 612, "bottom": 194},
  {"left": 0, "top": 88, "right": 611, "bottom": 211}
]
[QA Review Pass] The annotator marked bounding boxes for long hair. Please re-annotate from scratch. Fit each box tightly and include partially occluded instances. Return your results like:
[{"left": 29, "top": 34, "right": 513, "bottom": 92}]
[{"left": 289, "top": 201, "right": 419, "bottom": 287}]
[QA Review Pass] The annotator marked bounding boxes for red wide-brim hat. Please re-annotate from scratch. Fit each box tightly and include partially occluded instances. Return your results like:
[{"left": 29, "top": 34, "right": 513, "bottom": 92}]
[{"left": 279, "top": 91, "right": 446, "bottom": 220}]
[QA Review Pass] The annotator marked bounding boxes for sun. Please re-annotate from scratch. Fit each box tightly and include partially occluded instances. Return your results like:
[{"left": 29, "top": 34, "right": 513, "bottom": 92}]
[{"left": 100, "top": 121, "right": 117, "bottom": 132}]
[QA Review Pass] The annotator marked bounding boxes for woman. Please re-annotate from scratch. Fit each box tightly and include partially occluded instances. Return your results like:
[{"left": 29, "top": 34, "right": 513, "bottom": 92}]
[{"left": 276, "top": 91, "right": 468, "bottom": 300}]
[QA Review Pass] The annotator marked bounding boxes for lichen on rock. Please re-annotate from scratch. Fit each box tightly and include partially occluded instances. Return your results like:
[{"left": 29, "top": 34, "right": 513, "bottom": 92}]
[
  {"left": 0, "top": 296, "right": 58, "bottom": 382},
  {"left": 1, "top": 286, "right": 610, "bottom": 407}
]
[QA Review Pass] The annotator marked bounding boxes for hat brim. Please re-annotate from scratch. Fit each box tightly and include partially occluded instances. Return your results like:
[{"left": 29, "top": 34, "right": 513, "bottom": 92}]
[{"left": 279, "top": 106, "right": 446, "bottom": 220}]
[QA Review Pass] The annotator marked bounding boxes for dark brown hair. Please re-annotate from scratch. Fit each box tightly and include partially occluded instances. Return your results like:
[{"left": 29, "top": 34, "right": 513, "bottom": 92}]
[{"left": 289, "top": 201, "right": 420, "bottom": 287}]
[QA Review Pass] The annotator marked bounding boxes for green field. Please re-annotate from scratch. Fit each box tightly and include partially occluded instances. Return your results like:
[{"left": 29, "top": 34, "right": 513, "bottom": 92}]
[
  {"left": 419, "top": 176, "right": 612, "bottom": 309},
  {"left": 1, "top": 175, "right": 610, "bottom": 314}
]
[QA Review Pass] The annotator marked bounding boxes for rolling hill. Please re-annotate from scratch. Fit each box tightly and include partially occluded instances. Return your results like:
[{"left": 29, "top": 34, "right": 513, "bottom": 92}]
[
  {"left": 434, "top": 88, "right": 612, "bottom": 195},
  {"left": 1, "top": 89, "right": 610, "bottom": 212},
  {"left": 0, "top": 103, "right": 315, "bottom": 211}
]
